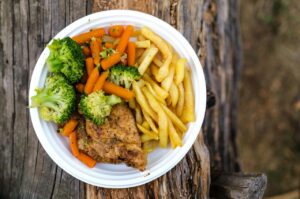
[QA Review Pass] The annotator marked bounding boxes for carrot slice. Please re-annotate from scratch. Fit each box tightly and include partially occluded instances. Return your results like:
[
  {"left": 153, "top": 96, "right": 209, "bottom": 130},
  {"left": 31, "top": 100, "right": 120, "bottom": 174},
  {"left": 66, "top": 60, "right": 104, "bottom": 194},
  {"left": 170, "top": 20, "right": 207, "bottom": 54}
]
[
  {"left": 82, "top": 46, "right": 91, "bottom": 56},
  {"left": 69, "top": 132, "right": 79, "bottom": 157},
  {"left": 101, "top": 52, "right": 121, "bottom": 70},
  {"left": 93, "top": 71, "right": 109, "bottom": 92},
  {"left": 103, "top": 81, "right": 134, "bottom": 100},
  {"left": 90, "top": 38, "right": 101, "bottom": 66},
  {"left": 85, "top": 57, "right": 94, "bottom": 76},
  {"left": 77, "top": 153, "right": 97, "bottom": 168},
  {"left": 105, "top": 42, "right": 113, "bottom": 49},
  {"left": 127, "top": 42, "right": 136, "bottom": 65},
  {"left": 75, "top": 83, "right": 85, "bottom": 93},
  {"left": 61, "top": 119, "right": 78, "bottom": 136},
  {"left": 72, "top": 28, "right": 105, "bottom": 44},
  {"left": 108, "top": 25, "right": 124, "bottom": 38},
  {"left": 84, "top": 67, "right": 100, "bottom": 94},
  {"left": 116, "top": 25, "right": 133, "bottom": 53}
]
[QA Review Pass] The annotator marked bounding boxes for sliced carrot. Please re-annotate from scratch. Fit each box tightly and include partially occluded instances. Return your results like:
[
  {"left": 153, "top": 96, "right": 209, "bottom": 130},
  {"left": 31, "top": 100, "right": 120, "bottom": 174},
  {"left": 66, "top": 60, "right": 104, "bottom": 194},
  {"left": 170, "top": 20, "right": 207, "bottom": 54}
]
[
  {"left": 85, "top": 57, "right": 94, "bottom": 76},
  {"left": 103, "top": 81, "right": 134, "bottom": 100},
  {"left": 75, "top": 83, "right": 85, "bottom": 93},
  {"left": 90, "top": 38, "right": 101, "bottom": 66},
  {"left": 116, "top": 25, "right": 133, "bottom": 53},
  {"left": 93, "top": 71, "right": 109, "bottom": 92},
  {"left": 127, "top": 42, "right": 136, "bottom": 65},
  {"left": 105, "top": 42, "right": 113, "bottom": 49},
  {"left": 82, "top": 46, "right": 91, "bottom": 56},
  {"left": 72, "top": 28, "right": 105, "bottom": 44},
  {"left": 61, "top": 119, "right": 78, "bottom": 136},
  {"left": 101, "top": 52, "right": 121, "bottom": 70},
  {"left": 108, "top": 25, "right": 124, "bottom": 38},
  {"left": 84, "top": 67, "right": 100, "bottom": 94},
  {"left": 69, "top": 132, "right": 79, "bottom": 157},
  {"left": 77, "top": 153, "right": 97, "bottom": 168}
]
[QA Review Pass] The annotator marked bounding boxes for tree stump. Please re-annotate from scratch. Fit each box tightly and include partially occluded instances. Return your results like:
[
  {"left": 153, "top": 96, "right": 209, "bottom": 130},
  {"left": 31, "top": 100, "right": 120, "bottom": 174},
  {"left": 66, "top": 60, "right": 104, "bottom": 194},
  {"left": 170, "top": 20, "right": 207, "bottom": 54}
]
[{"left": 0, "top": 0, "right": 253, "bottom": 198}]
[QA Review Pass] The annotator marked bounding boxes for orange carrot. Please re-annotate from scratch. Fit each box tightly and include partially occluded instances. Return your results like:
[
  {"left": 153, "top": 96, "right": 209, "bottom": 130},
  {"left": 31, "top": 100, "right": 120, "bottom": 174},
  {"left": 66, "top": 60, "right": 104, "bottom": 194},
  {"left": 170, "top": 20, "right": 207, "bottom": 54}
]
[
  {"left": 116, "top": 25, "right": 133, "bottom": 53},
  {"left": 61, "top": 119, "right": 78, "bottom": 136},
  {"left": 93, "top": 71, "right": 109, "bottom": 92},
  {"left": 108, "top": 25, "right": 124, "bottom": 38},
  {"left": 105, "top": 42, "right": 113, "bottom": 49},
  {"left": 69, "top": 132, "right": 79, "bottom": 157},
  {"left": 84, "top": 67, "right": 100, "bottom": 94},
  {"left": 90, "top": 38, "right": 101, "bottom": 66},
  {"left": 103, "top": 81, "right": 134, "bottom": 100},
  {"left": 82, "top": 46, "right": 91, "bottom": 56},
  {"left": 127, "top": 42, "right": 136, "bottom": 65},
  {"left": 72, "top": 28, "right": 105, "bottom": 44},
  {"left": 77, "top": 153, "right": 97, "bottom": 168},
  {"left": 75, "top": 83, "right": 85, "bottom": 93},
  {"left": 85, "top": 57, "right": 94, "bottom": 76},
  {"left": 101, "top": 52, "right": 121, "bottom": 70}
]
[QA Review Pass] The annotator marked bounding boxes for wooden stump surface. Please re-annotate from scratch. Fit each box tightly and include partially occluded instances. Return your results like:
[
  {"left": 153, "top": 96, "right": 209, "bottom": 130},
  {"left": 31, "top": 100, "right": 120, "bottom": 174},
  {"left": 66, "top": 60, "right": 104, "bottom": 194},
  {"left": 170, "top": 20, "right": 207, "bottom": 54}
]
[{"left": 0, "top": 0, "right": 242, "bottom": 198}]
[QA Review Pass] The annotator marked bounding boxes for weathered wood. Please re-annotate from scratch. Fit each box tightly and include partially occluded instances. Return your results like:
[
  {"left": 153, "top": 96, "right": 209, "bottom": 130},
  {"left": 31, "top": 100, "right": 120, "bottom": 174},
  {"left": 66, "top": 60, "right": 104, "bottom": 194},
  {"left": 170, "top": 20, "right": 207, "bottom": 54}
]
[
  {"left": 0, "top": 0, "right": 90, "bottom": 198},
  {"left": 0, "top": 0, "right": 245, "bottom": 198},
  {"left": 210, "top": 173, "right": 267, "bottom": 199}
]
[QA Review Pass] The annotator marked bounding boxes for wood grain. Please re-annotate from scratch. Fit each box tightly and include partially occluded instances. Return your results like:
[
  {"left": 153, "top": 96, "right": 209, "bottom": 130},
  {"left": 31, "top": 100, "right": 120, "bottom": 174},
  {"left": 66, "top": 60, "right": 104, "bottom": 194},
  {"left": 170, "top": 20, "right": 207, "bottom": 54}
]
[
  {"left": 0, "top": 0, "right": 90, "bottom": 198},
  {"left": 0, "top": 0, "right": 245, "bottom": 198}
]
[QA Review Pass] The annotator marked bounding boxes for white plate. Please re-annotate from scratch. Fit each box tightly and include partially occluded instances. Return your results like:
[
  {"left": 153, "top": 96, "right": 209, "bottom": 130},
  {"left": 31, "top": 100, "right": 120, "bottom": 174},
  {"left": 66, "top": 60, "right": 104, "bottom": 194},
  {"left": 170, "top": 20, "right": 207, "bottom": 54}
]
[{"left": 29, "top": 10, "right": 206, "bottom": 188}]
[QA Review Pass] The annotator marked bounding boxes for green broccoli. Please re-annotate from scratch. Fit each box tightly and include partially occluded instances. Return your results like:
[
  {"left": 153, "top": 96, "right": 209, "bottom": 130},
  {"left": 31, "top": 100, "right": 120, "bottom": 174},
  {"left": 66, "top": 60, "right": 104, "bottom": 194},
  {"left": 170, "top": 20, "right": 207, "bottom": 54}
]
[
  {"left": 47, "top": 37, "right": 84, "bottom": 84},
  {"left": 31, "top": 74, "right": 76, "bottom": 124},
  {"left": 79, "top": 91, "right": 122, "bottom": 125},
  {"left": 108, "top": 65, "right": 141, "bottom": 89}
]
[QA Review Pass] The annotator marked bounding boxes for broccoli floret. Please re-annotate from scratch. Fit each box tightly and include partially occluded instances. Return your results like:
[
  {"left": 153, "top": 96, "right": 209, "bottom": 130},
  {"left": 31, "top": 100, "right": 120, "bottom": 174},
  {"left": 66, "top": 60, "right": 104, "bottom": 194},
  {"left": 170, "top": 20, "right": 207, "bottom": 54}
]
[
  {"left": 108, "top": 65, "right": 141, "bottom": 89},
  {"left": 47, "top": 37, "right": 84, "bottom": 84},
  {"left": 79, "top": 91, "right": 122, "bottom": 125},
  {"left": 31, "top": 74, "right": 76, "bottom": 124}
]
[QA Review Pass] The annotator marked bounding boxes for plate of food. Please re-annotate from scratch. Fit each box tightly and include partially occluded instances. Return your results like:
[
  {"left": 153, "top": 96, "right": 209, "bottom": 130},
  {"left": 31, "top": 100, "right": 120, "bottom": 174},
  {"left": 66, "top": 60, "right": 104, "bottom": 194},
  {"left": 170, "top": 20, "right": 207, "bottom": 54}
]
[{"left": 29, "top": 10, "right": 206, "bottom": 188}]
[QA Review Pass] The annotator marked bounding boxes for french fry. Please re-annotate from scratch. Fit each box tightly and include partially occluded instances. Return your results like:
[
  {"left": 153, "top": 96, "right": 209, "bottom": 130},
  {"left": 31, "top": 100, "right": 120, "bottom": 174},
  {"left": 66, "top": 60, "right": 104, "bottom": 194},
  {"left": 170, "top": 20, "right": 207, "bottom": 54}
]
[
  {"left": 170, "top": 82, "right": 179, "bottom": 107},
  {"left": 141, "top": 134, "right": 159, "bottom": 143},
  {"left": 176, "top": 83, "right": 185, "bottom": 116},
  {"left": 144, "top": 82, "right": 165, "bottom": 104},
  {"left": 132, "top": 29, "right": 141, "bottom": 37},
  {"left": 143, "top": 141, "right": 158, "bottom": 153},
  {"left": 160, "top": 103, "right": 187, "bottom": 132},
  {"left": 171, "top": 52, "right": 179, "bottom": 65},
  {"left": 136, "top": 48, "right": 145, "bottom": 60},
  {"left": 138, "top": 47, "right": 158, "bottom": 75},
  {"left": 141, "top": 27, "right": 172, "bottom": 81},
  {"left": 142, "top": 109, "right": 159, "bottom": 133},
  {"left": 150, "top": 64, "right": 159, "bottom": 80},
  {"left": 135, "top": 40, "right": 151, "bottom": 48},
  {"left": 133, "top": 81, "right": 157, "bottom": 121},
  {"left": 128, "top": 98, "right": 136, "bottom": 109},
  {"left": 137, "top": 124, "right": 158, "bottom": 138},
  {"left": 175, "top": 58, "right": 186, "bottom": 85},
  {"left": 181, "top": 69, "right": 195, "bottom": 123},
  {"left": 166, "top": 95, "right": 172, "bottom": 106},
  {"left": 137, "top": 35, "right": 146, "bottom": 41},
  {"left": 161, "top": 64, "right": 175, "bottom": 92},
  {"left": 153, "top": 57, "right": 163, "bottom": 67},
  {"left": 143, "top": 74, "right": 168, "bottom": 99},
  {"left": 135, "top": 105, "right": 143, "bottom": 124},
  {"left": 141, "top": 120, "right": 150, "bottom": 130},
  {"left": 142, "top": 87, "right": 168, "bottom": 147},
  {"left": 168, "top": 119, "right": 182, "bottom": 148}
]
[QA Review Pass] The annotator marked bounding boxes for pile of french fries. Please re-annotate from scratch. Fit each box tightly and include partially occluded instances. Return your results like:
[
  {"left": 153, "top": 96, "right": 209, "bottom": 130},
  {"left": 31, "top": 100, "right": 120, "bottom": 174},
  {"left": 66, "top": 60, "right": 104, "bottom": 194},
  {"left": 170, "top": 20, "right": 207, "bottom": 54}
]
[{"left": 130, "top": 27, "right": 195, "bottom": 152}]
